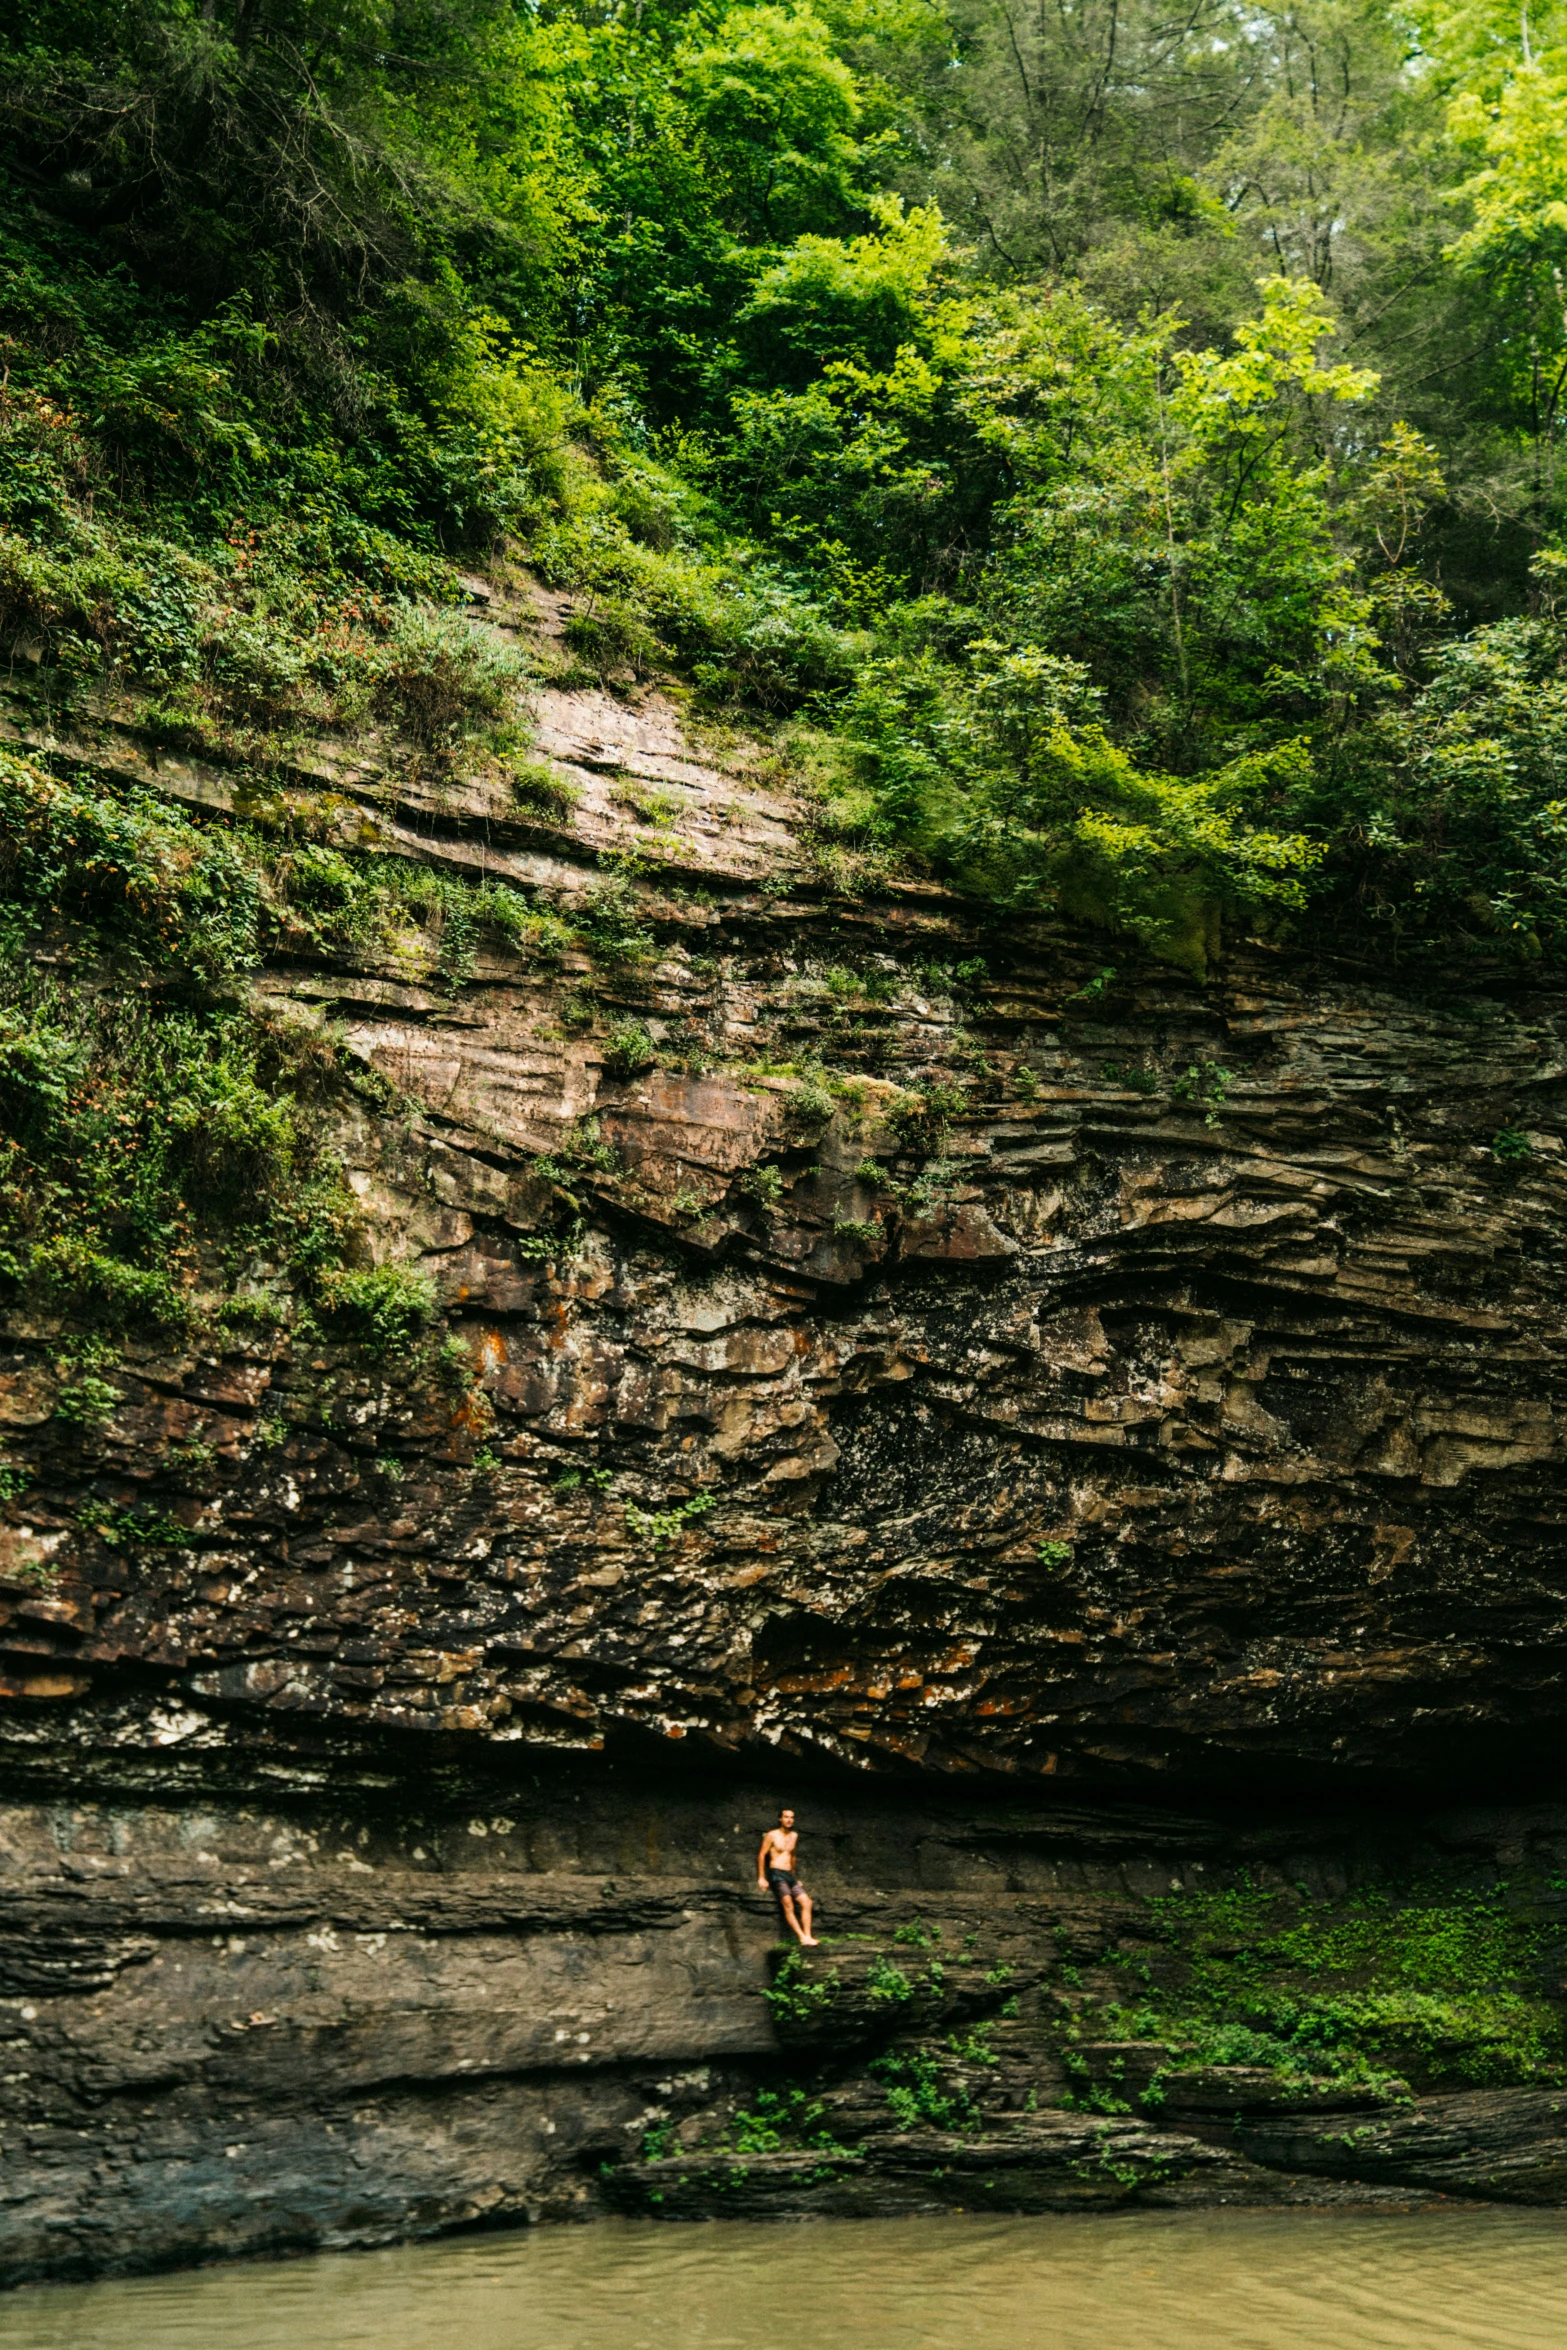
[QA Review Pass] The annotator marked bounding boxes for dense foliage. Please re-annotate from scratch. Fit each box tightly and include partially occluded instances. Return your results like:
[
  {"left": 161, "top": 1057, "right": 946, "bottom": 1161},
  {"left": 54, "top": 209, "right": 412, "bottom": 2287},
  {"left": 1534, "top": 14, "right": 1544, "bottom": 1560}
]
[
  {"left": 1077, "top": 1880, "right": 1567, "bottom": 2097},
  {"left": 0, "top": 739, "right": 575, "bottom": 1333},
  {"left": 4, "top": 0, "right": 1567, "bottom": 966}
]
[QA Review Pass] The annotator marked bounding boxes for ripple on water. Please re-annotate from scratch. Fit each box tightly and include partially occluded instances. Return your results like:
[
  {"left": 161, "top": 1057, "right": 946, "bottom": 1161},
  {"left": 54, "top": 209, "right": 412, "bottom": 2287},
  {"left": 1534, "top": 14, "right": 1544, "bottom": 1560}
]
[{"left": 5, "top": 2208, "right": 1567, "bottom": 2350}]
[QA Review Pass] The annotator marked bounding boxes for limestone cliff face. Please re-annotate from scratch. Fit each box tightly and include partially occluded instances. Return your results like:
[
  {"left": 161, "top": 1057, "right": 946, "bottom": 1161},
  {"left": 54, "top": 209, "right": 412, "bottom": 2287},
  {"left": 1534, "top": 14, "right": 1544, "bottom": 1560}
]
[
  {"left": 4, "top": 1772, "right": 1567, "bottom": 2284},
  {"left": 2, "top": 580, "right": 1566, "bottom": 1796},
  {"left": 3, "top": 587, "right": 1567, "bottom": 2280}
]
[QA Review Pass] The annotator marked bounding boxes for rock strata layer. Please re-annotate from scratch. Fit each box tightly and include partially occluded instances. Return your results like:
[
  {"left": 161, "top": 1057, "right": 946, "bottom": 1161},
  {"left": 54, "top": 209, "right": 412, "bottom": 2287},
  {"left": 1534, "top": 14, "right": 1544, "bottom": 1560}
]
[
  {"left": 3, "top": 634, "right": 1567, "bottom": 1790},
  {"left": 2, "top": 1769, "right": 1566, "bottom": 2284}
]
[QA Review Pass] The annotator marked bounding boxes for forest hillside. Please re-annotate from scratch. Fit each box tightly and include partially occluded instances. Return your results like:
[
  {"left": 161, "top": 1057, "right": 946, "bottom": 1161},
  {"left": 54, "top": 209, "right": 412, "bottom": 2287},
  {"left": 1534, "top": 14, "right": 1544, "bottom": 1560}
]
[
  {"left": 6, "top": 4, "right": 1567, "bottom": 941},
  {"left": 7, "top": 7, "right": 1567, "bottom": 2278}
]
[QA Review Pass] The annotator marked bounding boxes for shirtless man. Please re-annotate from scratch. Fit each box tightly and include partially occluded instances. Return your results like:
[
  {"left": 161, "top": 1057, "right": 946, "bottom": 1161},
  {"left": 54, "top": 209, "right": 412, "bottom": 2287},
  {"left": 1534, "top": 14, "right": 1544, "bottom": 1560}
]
[{"left": 756, "top": 1807, "right": 818, "bottom": 1946}]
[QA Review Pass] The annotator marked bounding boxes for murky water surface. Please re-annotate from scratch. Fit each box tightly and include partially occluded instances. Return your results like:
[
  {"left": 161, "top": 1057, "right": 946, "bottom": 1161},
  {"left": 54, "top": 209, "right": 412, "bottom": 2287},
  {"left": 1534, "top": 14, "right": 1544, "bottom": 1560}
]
[{"left": 4, "top": 2209, "right": 1566, "bottom": 2350}]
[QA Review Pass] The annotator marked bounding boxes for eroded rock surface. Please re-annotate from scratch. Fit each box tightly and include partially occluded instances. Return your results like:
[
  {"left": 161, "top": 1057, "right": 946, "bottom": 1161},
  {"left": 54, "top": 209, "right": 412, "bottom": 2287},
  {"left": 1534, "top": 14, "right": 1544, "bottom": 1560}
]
[
  {"left": 4, "top": 627, "right": 1567, "bottom": 2276},
  {"left": 3, "top": 818, "right": 1565, "bottom": 1787},
  {"left": 3, "top": 1773, "right": 1566, "bottom": 2282}
]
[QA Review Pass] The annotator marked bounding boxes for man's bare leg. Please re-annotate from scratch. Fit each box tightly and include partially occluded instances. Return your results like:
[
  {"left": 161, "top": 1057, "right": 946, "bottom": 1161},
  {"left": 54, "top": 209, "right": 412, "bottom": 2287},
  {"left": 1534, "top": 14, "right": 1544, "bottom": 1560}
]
[
  {"left": 777, "top": 1889, "right": 817, "bottom": 1947},
  {"left": 780, "top": 1891, "right": 818, "bottom": 1947}
]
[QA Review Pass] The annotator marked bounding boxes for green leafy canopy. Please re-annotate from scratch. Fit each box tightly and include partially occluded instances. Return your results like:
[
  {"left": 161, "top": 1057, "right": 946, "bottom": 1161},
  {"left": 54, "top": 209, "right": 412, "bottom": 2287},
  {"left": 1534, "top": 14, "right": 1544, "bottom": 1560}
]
[{"left": 4, "top": 0, "right": 1567, "bottom": 998}]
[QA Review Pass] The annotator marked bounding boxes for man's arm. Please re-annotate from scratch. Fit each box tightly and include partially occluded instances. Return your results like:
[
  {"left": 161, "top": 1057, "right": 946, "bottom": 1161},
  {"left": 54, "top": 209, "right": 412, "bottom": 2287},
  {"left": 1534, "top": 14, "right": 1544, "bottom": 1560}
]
[{"left": 756, "top": 1834, "right": 771, "bottom": 1890}]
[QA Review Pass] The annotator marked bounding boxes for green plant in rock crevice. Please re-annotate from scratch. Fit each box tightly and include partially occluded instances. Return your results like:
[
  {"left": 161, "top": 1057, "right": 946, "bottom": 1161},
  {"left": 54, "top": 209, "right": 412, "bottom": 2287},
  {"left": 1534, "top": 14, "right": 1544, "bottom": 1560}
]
[
  {"left": 765, "top": 1948, "right": 839, "bottom": 2027},
  {"left": 511, "top": 761, "right": 582, "bottom": 818},
  {"left": 831, "top": 1214, "right": 880, "bottom": 1245},
  {"left": 601, "top": 1018, "right": 658, "bottom": 1077},
  {"left": 948, "top": 2023, "right": 1000, "bottom": 2067},
  {"left": 623, "top": 1488, "right": 717, "bottom": 1551},
  {"left": 76, "top": 1499, "right": 189, "bottom": 1549},
  {"left": 47, "top": 1328, "right": 140, "bottom": 1423},
  {"left": 866, "top": 1955, "right": 914, "bottom": 2004},
  {"left": 870, "top": 2047, "right": 980, "bottom": 2134},
  {"left": 729, "top": 2087, "right": 852, "bottom": 2158},
  {"left": 781, "top": 1065, "right": 835, "bottom": 1134},
  {"left": 532, "top": 1117, "right": 624, "bottom": 1195},
  {"left": 738, "top": 1161, "right": 786, "bottom": 1210},
  {"left": 893, "top": 1916, "right": 941, "bottom": 1949},
  {"left": 1170, "top": 1060, "right": 1234, "bottom": 1127}
]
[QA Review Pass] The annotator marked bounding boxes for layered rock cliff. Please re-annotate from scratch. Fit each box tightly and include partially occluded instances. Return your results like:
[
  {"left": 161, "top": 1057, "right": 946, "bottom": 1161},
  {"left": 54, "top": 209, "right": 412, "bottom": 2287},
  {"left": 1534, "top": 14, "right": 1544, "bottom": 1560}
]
[
  {"left": 4, "top": 1771, "right": 1567, "bottom": 2284},
  {"left": 3, "top": 576, "right": 1567, "bottom": 2280}
]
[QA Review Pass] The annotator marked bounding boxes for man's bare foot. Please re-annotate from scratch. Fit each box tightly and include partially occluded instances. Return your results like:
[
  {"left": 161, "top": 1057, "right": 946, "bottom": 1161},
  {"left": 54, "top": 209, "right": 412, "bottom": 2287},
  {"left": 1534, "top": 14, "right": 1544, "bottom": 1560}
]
[{"left": 799, "top": 1935, "right": 820, "bottom": 1946}]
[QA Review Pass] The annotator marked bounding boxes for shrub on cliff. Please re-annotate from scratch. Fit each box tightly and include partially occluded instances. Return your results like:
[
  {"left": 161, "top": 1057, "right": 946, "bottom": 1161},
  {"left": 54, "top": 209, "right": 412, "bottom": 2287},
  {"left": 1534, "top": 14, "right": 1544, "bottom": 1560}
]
[{"left": 0, "top": 745, "right": 530, "bottom": 1339}]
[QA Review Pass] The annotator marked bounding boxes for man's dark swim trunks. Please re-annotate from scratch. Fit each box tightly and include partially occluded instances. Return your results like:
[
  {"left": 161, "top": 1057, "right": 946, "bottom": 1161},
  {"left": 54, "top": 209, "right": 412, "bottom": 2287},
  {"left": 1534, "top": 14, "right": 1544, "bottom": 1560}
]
[{"left": 767, "top": 1867, "right": 804, "bottom": 1903}]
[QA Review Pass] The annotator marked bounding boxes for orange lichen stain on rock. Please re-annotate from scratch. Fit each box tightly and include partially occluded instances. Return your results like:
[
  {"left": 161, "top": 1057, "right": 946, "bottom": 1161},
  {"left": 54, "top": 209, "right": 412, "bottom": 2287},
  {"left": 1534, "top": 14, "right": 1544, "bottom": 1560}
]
[
  {"left": 0, "top": 1672, "right": 89, "bottom": 1700},
  {"left": 1369, "top": 1522, "right": 1418, "bottom": 1582}
]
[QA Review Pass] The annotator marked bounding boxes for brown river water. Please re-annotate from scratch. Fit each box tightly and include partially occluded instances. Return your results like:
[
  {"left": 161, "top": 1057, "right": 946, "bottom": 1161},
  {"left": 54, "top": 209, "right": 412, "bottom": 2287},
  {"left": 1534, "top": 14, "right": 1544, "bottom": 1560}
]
[{"left": 3, "top": 2209, "right": 1566, "bottom": 2349}]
